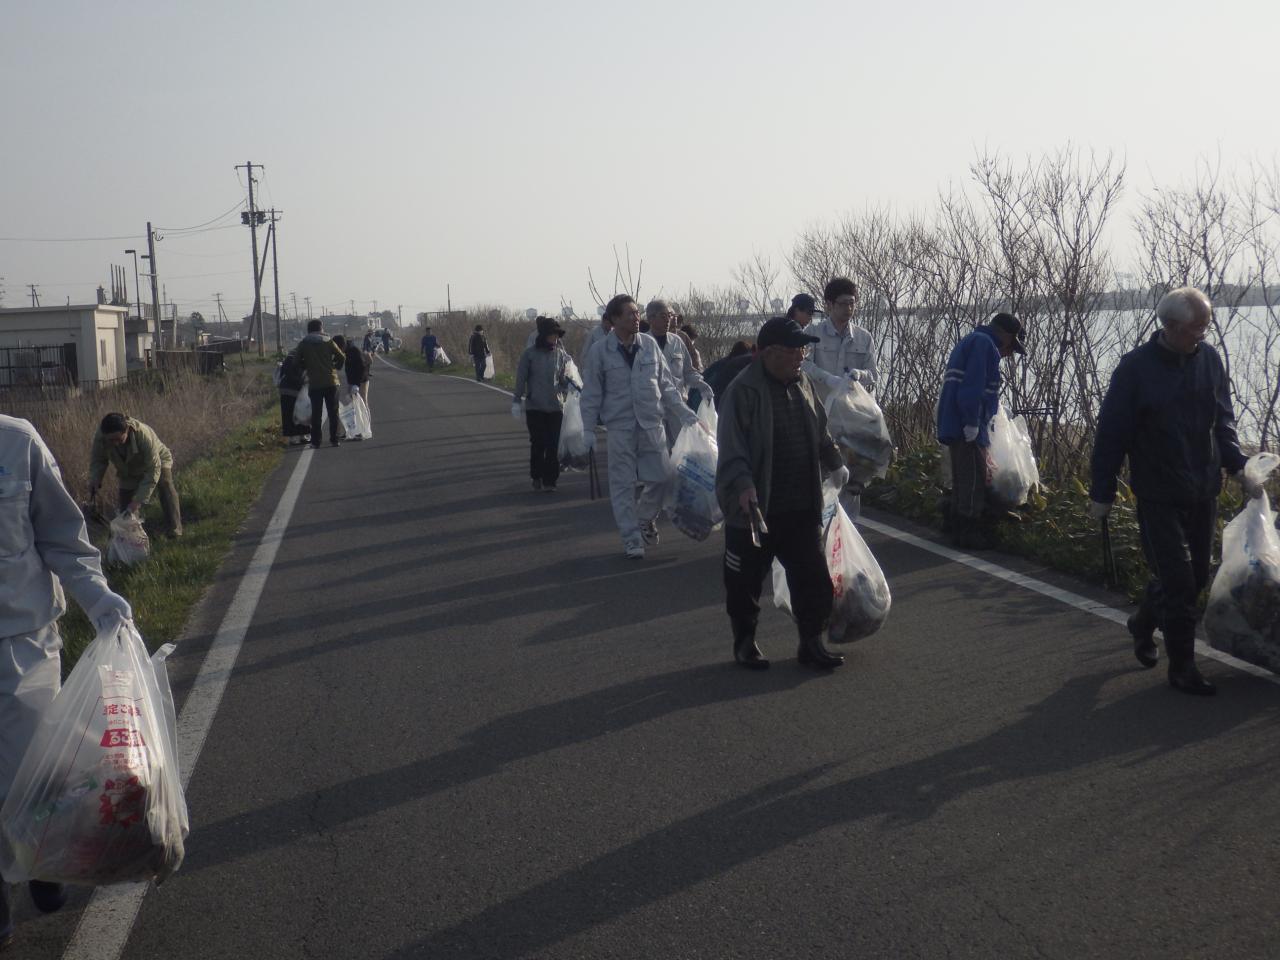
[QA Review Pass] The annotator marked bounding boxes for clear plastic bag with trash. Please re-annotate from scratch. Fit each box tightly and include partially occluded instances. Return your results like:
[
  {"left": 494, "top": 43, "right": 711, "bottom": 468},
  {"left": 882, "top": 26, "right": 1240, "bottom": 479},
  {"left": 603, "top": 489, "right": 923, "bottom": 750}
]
[
  {"left": 773, "top": 476, "right": 891, "bottom": 642},
  {"left": 1204, "top": 452, "right": 1280, "bottom": 672},
  {"left": 483, "top": 355, "right": 495, "bottom": 380},
  {"left": 557, "top": 392, "right": 590, "bottom": 471},
  {"left": 106, "top": 513, "right": 150, "bottom": 567},
  {"left": 824, "top": 381, "right": 893, "bottom": 484},
  {"left": 339, "top": 390, "right": 373, "bottom": 439},
  {"left": 434, "top": 347, "right": 451, "bottom": 365},
  {"left": 0, "top": 622, "right": 188, "bottom": 886},
  {"left": 665, "top": 420, "right": 723, "bottom": 542},
  {"left": 985, "top": 407, "right": 1039, "bottom": 508}
]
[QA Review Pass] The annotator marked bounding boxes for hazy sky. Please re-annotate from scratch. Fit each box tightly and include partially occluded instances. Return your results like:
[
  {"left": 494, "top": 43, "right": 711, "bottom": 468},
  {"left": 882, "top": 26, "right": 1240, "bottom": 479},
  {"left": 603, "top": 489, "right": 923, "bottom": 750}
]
[{"left": 3, "top": 0, "right": 1277, "bottom": 323}]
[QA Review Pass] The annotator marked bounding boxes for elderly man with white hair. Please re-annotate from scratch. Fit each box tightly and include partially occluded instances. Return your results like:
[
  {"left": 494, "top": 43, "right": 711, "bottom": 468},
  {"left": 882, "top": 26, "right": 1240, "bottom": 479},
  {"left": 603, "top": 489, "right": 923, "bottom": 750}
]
[
  {"left": 1089, "top": 286, "right": 1259, "bottom": 696},
  {"left": 645, "top": 299, "right": 713, "bottom": 447}
]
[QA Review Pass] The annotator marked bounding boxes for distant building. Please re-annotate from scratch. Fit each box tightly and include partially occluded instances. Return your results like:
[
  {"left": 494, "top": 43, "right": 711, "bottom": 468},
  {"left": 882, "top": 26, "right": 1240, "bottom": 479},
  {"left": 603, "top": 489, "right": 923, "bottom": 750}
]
[{"left": 0, "top": 304, "right": 128, "bottom": 388}]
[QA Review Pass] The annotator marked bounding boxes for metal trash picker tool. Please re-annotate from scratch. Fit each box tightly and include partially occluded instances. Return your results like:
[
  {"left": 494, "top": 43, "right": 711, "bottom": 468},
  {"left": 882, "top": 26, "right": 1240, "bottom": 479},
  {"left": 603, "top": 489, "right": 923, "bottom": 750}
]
[
  {"left": 1100, "top": 515, "right": 1119, "bottom": 589},
  {"left": 748, "top": 500, "right": 769, "bottom": 549},
  {"left": 588, "top": 448, "right": 601, "bottom": 501}
]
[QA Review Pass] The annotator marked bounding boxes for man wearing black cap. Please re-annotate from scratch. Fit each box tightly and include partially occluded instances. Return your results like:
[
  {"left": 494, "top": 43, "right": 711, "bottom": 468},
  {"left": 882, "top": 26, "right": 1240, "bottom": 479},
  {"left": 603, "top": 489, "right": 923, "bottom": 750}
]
[
  {"left": 936, "top": 312, "right": 1026, "bottom": 549},
  {"left": 786, "top": 293, "right": 819, "bottom": 327},
  {"left": 716, "top": 317, "right": 850, "bottom": 670},
  {"left": 513, "top": 317, "right": 579, "bottom": 491}
]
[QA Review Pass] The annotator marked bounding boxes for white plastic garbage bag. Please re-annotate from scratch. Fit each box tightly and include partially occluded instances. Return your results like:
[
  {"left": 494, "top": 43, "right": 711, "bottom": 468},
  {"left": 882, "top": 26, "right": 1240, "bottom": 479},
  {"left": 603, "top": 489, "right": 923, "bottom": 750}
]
[
  {"left": 1204, "top": 453, "right": 1280, "bottom": 671},
  {"left": 824, "top": 381, "right": 893, "bottom": 484},
  {"left": 563, "top": 358, "right": 584, "bottom": 391},
  {"left": 986, "top": 408, "right": 1039, "bottom": 508},
  {"left": 106, "top": 514, "right": 150, "bottom": 567},
  {"left": 773, "top": 481, "right": 890, "bottom": 641},
  {"left": 293, "top": 390, "right": 311, "bottom": 425},
  {"left": 665, "top": 421, "right": 723, "bottom": 541},
  {"left": 483, "top": 355, "right": 495, "bottom": 380},
  {"left": 0, "top": 623, "right": 188, "bottom": 885},
  {"left": 696, "top": 397, "right": 718, "bottom": 437},
  {"left": 558, "top": 393, "right": 590, "bottom": 471},
  {"left": 339, "top": 390, "right": 374, "bottom": 440},
  {"left": 434, "top": 347, "right": 452, "bottom": 366}
]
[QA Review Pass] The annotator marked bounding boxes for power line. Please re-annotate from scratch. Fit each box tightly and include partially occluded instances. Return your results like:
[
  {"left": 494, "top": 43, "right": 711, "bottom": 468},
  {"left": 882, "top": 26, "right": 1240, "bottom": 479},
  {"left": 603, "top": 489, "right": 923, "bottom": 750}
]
[
  {"left": 156, "top": 199, "right": 246, "bottom": 233},
  {"left": 0, "top": 233, "right": 144, "bottom": 243}
]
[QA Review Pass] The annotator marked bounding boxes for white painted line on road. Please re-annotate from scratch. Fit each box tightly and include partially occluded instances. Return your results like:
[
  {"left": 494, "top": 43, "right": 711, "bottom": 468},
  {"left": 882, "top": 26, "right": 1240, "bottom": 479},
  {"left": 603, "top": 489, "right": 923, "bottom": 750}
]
[
  {"left": 61, "top": 446, "right": 316, "bottom": 960},
  {"left": 376, "top": 354, "right": 517, "bottom": 397},
  {"left": 857, "top": 515, "right": 1280, "bottom": 685}
]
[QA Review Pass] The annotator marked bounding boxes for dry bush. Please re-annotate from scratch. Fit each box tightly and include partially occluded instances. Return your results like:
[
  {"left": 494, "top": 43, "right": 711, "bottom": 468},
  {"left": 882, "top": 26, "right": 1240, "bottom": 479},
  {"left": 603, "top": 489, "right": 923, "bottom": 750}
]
[{"left": 3, "top": 365, "right": 273, "bottom": 508}]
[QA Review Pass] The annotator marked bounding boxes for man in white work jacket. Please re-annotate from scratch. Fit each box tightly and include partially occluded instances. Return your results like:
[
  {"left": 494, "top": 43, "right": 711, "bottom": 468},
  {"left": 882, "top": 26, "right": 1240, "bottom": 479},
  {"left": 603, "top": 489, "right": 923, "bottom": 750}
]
[
  {"left": 645, "top": 299, "right": 713, "bottom": 448},
  {"left": 804, "top": 276, "right": 877, "bottom": 397},
  {"left": 0, "top": 415, "right": 133, "bottom": 947},
  {"left": 580, "top": 294, "right": 701, "bottom": 559}
]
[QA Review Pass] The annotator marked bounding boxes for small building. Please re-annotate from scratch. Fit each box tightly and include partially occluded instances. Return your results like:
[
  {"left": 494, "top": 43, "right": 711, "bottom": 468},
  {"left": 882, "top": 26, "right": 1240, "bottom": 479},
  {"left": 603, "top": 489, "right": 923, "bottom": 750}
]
[{"left": 0, "top": 304, "right": 129, "bottom": 388}]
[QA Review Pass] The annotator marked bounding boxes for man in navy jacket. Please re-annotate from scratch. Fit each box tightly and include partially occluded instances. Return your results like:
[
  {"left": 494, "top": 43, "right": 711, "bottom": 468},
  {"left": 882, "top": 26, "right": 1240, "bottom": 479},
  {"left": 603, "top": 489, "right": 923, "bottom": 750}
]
[
  {"left": 937, "top": 313, "right": 1026, "bottom": 548},
  {"left": 1089, "top": 286, "right": 1260, "bottom": 696}
]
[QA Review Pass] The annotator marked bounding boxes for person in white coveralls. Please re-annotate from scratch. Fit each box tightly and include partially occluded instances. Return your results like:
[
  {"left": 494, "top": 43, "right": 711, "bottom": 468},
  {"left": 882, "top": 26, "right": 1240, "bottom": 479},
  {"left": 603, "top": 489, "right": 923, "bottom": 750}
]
[
  {"left": 579, "top": 294, "right": 702, "bottom": 559},
  {"left": 0, "top": 415, "right": 133, "bottom": 948},
  {"left": 803, "top": 276, "right": 877, "bottom": 396},
  {"left": 644, "top": 299, "right": 713, "bottom": 448}
]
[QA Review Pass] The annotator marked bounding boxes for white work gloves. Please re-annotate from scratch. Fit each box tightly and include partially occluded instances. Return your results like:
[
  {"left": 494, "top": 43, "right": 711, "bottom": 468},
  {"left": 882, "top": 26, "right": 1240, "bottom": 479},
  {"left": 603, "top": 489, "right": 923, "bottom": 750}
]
[
  {"left": 510, "top": 401, "right": 523, "bottom": 421},
  {"left": 831, "top": 465, "right": 851, "bottom": 489},
  {"left": 87, "top": 591, "right": 133, "bottom": 633},
  {"left": 849, "top": 370, "right": 873, "bottom": 389},
  {"left": 1238, "top": 470, "right": 1265, "bottom": 500},
  {"left": 1088, "top": 500, "right": 1112, "bottom": 520},
  {"left": 963, "top": 425, "right": 979, "bottom": 443}
]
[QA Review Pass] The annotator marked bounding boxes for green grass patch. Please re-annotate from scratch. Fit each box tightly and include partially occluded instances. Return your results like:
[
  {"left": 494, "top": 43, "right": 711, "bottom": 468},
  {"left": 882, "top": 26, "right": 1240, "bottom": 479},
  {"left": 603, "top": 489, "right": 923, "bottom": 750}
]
[
  {"left": 59, "top": 411, "right": 284, "bottom": 671},
  {"left": 389, "top": 349, "right": 516, "bottom": 390}
]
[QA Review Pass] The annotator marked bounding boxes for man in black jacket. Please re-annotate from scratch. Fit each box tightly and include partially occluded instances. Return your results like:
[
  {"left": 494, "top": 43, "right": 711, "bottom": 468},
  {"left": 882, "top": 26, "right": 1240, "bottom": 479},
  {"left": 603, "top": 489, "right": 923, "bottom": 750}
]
[
  {"left": 468, "top": 325, "right": 490, "bottom": 382},
  {"left": 1089, "top": 286, "right": 1261, "bottom": 696}
]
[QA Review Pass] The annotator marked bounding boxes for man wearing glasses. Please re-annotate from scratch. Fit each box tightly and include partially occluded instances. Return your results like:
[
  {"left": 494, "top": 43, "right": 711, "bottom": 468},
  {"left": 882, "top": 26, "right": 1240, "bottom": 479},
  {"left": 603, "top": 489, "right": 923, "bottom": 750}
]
[{"left": 803, "top": 277, "right": 877, "bottom": 396}]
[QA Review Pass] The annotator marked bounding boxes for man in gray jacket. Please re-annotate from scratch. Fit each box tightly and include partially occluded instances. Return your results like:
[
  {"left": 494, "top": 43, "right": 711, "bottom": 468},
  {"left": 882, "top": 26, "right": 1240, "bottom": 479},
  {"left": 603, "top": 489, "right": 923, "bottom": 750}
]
[
  {"left": 0, "top": 415, "right": 133, "bottom": 946},
  {"left": 580, "top": 295, "right": 701, "bottom": 558},
  {"left": 645, "top": 299, "right": 712, "bottom": 447},
  {"left": 716, "top": 317, "right": 849, "bottom": 670}
]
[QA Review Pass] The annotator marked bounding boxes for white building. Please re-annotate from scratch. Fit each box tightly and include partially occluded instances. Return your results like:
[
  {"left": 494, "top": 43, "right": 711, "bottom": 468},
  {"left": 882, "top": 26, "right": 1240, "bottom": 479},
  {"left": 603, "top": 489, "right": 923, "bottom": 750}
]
[{"left": 0, "top": 304, "right": 129, "bottom": 388}]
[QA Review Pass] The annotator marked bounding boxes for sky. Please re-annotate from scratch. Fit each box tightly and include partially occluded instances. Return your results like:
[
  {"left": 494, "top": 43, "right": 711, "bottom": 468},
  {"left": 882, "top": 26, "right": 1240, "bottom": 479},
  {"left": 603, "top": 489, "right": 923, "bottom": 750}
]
[{"left": 2, "top": 0, "right": 1278, "bottom": 324}]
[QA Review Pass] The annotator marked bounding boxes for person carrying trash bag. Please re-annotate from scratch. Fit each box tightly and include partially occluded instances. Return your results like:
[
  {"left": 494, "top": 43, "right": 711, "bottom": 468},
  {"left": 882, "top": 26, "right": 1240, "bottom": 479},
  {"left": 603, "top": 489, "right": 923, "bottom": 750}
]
[
  {"left": 716, "top": 316, "right": 850, "bottom": 670},
  {"left": 294, "top": 318, "right": 346, "bottom": 448},
  {"left": 88, "top": 412, "right": 183, "bottom": 538},
  {"left": 1090, "top": 286, "right": 1257, "bottom": 697},
  {"left": 936, "top": 311, "right": 1027, "bottom": 550},
  {"left": 513, "top": 317, "right": 580, "bottom": 491},
  {"left": 579, "top": 294, "right": 702, "bottom": 559},
  {"left": 0, "top": 415, "right": 134, "bottom": 949}
]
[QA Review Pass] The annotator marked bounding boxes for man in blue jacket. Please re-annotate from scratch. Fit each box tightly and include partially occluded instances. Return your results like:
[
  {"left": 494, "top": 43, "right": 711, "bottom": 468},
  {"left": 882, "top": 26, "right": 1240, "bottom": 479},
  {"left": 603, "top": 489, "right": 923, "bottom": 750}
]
[
  {"left": 1089, "top": 286, "right": 1259, "bottom": 696},
  {"left": 936, "top": 312, "right": 1026, "bottom": 549}
]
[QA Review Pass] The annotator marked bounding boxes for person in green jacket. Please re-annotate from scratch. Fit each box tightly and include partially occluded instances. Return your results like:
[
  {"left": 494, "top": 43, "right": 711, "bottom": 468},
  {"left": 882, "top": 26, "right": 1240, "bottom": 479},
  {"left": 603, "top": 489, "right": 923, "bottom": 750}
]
[
  {"left": 294, "top": 319, "right": 346, "bottom": 447},
  {"left": 88, "top": 412, "right": 183, "bottom": 537}
]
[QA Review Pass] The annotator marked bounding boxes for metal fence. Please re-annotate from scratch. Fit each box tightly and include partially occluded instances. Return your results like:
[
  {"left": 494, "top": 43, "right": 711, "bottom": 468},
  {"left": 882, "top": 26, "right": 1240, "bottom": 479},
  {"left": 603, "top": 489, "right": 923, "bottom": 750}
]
[{"left": 0, "top": 343, "right": 77, "bottom": 388}]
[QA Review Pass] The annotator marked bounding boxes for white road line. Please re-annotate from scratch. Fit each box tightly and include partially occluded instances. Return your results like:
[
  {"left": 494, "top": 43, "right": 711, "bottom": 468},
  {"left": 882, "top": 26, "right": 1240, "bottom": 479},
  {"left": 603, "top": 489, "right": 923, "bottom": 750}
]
[
  {"left": 61, "top": 446, "right": 315, "bottom": 960},
  {"left": 382, "top": 349, "right": 1278, "bottom": 685},
  {"left": 857, "top": 515, "right": 1279, "bottom": 684},
  {"left": 376, "top": 354, "right": 516, "bottom": 397}
]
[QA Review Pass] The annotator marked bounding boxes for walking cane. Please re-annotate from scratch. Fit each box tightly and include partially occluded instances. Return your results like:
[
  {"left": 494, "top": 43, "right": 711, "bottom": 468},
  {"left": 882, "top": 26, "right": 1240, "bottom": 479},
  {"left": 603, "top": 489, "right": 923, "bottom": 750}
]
[
  {"left": 588, "top": 448, "right": 600, "bottom": 501},
  {"left": 1100, "top": 515, "right": 1119, "bottom": 589}
]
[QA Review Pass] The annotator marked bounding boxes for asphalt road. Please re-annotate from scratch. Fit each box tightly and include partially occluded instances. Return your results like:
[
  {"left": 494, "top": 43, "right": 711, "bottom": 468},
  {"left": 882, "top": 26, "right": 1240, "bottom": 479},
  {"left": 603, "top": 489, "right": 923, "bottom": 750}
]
[{"left": 17, "top": 361, "right": 1280, "bottom": 959}]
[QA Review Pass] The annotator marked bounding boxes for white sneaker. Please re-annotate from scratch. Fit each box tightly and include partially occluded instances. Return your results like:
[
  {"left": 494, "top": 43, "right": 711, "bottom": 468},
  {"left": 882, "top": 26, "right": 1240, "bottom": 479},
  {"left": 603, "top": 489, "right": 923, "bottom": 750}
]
[{"left": 624, "top": 544, "right": 645, "bottom": 560}]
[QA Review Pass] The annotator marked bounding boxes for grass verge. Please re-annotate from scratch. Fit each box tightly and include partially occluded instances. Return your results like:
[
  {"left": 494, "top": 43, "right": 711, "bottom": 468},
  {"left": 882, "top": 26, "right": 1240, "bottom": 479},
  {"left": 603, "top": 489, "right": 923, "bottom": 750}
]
[
  {"left": 59, "top": 410, "right": 284, "bottom": 671},
  {"left": 388, "top": 349, "right": 516, "bottom": 390}
]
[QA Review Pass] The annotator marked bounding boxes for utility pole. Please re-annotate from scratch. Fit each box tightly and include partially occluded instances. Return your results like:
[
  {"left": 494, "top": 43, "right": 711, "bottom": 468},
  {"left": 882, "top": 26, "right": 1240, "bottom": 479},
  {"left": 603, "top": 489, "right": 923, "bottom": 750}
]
[
  {"left": 236, "top": 161, "right": 265, "bottom": 356},
  {"left": 29, "top": 284, "right": 40, "bottom": 307},
  {"left": 304, "top": 296, "right": 312, "bottom": 320},
  {"left": 214, "top": 292, "right": 227, "bottom": 334},
  {"left": 290, "top": 291, "right": 299, "bottom": 324},
  {"left": 349, "top": 298, "right": 354, "bottom": 319},
  {"left": 447, "top": 284, "right": 452, "bottom": 315},
  {"left": 268, "top": 209, "right": 283, "bottom": 354},
  {"left": 397, "top": 304, "right": 403, "bottom": 328},
  {"left": 146, "top": 221, "right": 161, "bottom": 351}
]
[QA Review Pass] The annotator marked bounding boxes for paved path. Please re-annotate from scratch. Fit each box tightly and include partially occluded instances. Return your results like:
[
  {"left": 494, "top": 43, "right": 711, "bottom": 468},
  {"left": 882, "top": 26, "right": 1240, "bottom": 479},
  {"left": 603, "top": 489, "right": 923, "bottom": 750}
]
[{"left": 20, "top": 362, "right": 1280, "bottom": 959}]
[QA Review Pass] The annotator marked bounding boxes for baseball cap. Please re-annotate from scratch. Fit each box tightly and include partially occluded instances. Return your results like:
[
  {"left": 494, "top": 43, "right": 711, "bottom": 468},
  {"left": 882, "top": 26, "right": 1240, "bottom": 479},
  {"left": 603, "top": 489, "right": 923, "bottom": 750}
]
[
  {"left": 790, "top": 293, "right": 818, "bottom": 314},
  {"left": 991, "top": 312, "right": 1027, "bottom": 355},
  {"left": 757, "top": 317, "right": 820, "bottom": 349}
]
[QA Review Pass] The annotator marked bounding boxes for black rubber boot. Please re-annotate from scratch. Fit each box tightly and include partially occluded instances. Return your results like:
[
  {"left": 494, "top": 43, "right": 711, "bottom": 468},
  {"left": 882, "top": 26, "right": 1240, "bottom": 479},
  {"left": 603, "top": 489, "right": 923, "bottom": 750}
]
[
  {"left": 732, "top": 620, "right": 769, "bottom": 670},
  {"left": 797, "top": 632, "right": 844, "bottom": 669},
  {"left": 1126, "top": 611, "right": 1159, "bottom": 669},
  {"left": 1165, "top": 629, "right": 1215, "bottom": 696},
  {"left": 29, "top": 880, "right": 66, "bottom": 914}
]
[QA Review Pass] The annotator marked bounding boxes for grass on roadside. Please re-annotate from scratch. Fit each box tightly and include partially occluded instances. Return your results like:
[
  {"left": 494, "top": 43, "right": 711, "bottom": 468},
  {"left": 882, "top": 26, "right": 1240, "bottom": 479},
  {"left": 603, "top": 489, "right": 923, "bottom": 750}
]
[
  {"left": 388, "top": 349, "right": 516, "bottom": 390},
  {"left": 58, "top": 410, "right": 283, "bottom": 671}
]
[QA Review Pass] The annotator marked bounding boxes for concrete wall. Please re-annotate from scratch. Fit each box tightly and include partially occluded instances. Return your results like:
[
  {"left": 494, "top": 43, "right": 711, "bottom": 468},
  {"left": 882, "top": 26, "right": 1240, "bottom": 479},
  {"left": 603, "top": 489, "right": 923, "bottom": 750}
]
[{"left": 0, "top": 305, "right": 129, "bottom": 386}]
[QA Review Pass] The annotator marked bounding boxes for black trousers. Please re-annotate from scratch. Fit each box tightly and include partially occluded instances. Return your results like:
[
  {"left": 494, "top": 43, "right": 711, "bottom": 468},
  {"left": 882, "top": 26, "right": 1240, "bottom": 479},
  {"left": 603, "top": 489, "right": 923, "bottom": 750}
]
[
  {"left": 279, "top": 394, "right": 307, "bottom": 436},
  {"left": 948, "top": 441, "right": 988, "bottom": 519},
  {"left": 309, "top": 386, "right": 340, "bottom": 444},
  {"left": 473, "top": 356, "right": 486, "bottom": 381},
  {"left": 525, "top": 410, "right": 563, "bottom": 485},
  {"left": 1134, "top": 497, "right": 1217, "bottom": 664},
  {"left": 724, "top": 510, "right": 832, "bottom": 639}
]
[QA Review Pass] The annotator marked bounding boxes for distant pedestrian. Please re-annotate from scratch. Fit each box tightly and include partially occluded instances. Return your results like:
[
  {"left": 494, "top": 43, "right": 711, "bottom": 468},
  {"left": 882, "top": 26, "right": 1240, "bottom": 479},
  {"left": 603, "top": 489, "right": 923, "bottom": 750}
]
[
  {"left": 468, "top": 325, "right": 490, "bottom": 382},
  {"left": 88, "top": 413, "right": 183, "bottom": 537},
  {"left": 579, "top": 295, "right": 702, "bottom": 559},
  {"left": 294, "top": 319, "right": 345, "bottom": 447},
  {"left": 936, "top": 312, "right": 1026, "bottom": 550},
  {"left": 645, "top": 299, "right": 713, "bottom": 446},
  {"left": 716, "top": 317, "right": 849, "bottom": 670},
  {"left": 274, "top": 352, "right": 310, "bottom": 445},
  {"left": 363, "top": 331, "right": 374, "bottom": 353},
  {"left": 702, "top": 341, "right": 755, "bottom": 412},
  {"left": 380, "top": 329, "right": 392, "bottom": 353},
  {"left": 1, "top": 415, "right": 134, "bottom": 950},
  {"left": 513, "top": 317, "right": 578, "bottom": 492},
  {"left": 1090, "top": 286, "right": 1256, "bottom": 696},
  {"left": 583, "top": 313, "right": 613, "bottom": 365},
  {"left": 677, "top": 321, "right": 703, "bottom": 371},
  {"left": 421, "top": 327, "right": 439, "bottom": 369},
  {"left": 786, "top": 293, "right": 819, "bottom": 328},
  {"left": 805, "top": 278, "right": 877, "bottom": 395}
]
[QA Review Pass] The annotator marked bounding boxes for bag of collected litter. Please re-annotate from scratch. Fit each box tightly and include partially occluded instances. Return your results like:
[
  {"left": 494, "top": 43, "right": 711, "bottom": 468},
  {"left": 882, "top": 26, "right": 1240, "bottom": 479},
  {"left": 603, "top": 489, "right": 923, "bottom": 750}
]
[
  {"left": 339, "top": 390, "right": 374, "bottom": 440},
  {"left": 106, "top": 513, "right": 149, "bottom": 567},
  {"left": 824, "top": 381, "right": 893, "bottom": 484},
  {"left": 563, "top": 357, "right": 583, "bottom": 392},
  {"left": 558, "top": 392, "right": 590, "bottom": 471},
  {"left": 293, "top": 390, "right": 311, "bottom": 425},
  {"left": 666, "top": 422, "right": 723, "bottom": 541},
  {"left": 1204, "top": 452, "right": 1280, "bottom": 672},
  {"left": 986, "top": 407, "right": 1039, "bottom": 508},
  {"left": 0, "top": 623, "right": 188, "bottom": 886},
  {"left": 434, "top": 347, "right": 451, "bottom": 366},
  {"left": 696, "top": 397, "right": 718, "bottom": 437},
  {"left": 773, "top": 480, "right": 889, "bottom": 641},
  {"left": 483, "top": 355, "right": 495, "bottom": 380}
]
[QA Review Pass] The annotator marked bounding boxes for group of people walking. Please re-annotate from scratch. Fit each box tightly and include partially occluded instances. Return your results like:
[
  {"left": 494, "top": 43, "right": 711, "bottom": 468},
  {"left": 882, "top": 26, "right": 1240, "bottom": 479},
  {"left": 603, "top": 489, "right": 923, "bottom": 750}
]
[{"left": 276, "top": 319, "right": 374, "bottom": 448}]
